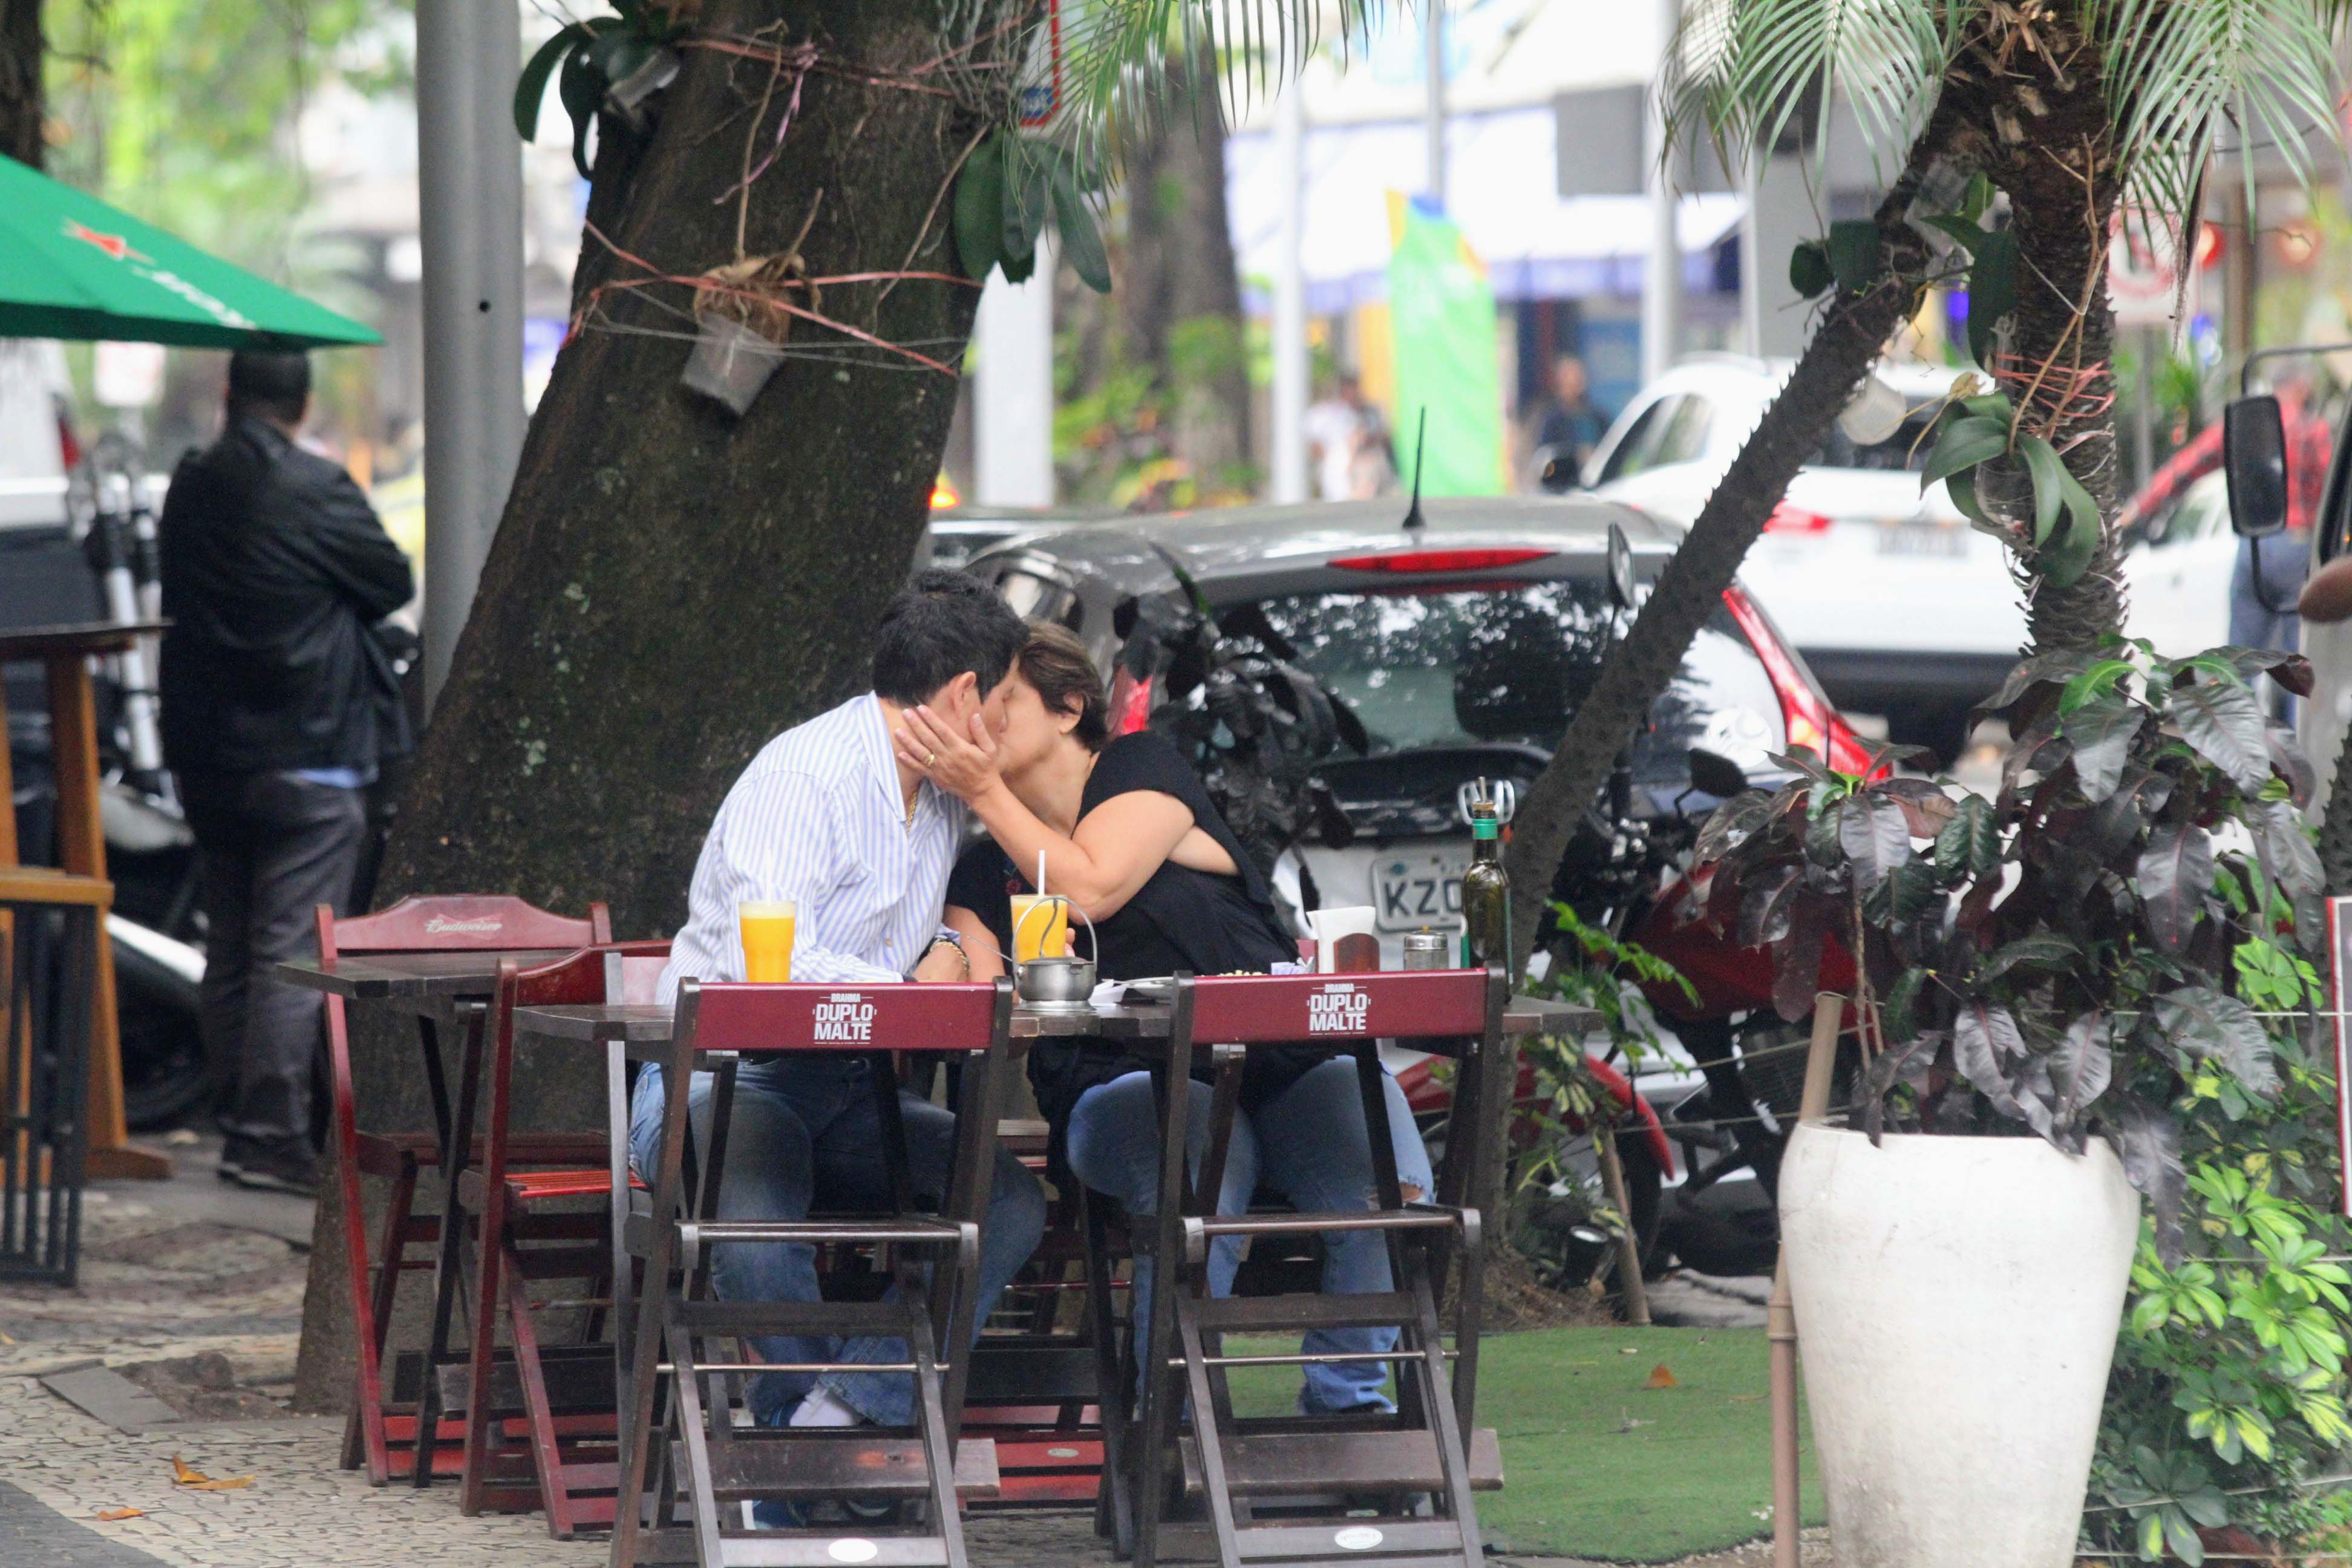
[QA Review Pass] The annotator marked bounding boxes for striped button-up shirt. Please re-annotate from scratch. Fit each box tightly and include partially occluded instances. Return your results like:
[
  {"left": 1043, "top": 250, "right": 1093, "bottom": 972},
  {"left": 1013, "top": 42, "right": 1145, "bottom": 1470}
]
[{"left": 657, "top": 694, "right": 964, "bottom": 1003}]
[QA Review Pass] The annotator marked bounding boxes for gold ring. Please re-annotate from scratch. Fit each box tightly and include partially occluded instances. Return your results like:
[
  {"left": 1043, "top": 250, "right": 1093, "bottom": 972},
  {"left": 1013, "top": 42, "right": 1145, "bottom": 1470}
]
[{"left": 925, "top": 750, "right": 937, "bottom": 769}]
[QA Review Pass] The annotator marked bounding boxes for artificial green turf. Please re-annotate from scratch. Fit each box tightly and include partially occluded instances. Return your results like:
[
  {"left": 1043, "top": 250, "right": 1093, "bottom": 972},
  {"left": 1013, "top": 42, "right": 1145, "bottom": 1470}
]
[{"left": 1220, "top": 1325, "right": 1826, "bottom": 1563}]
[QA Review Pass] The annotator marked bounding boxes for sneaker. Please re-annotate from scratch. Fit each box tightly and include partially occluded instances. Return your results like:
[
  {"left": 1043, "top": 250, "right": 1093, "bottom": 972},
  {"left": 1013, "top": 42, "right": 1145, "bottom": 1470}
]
[{"left": 231, "top": 1139, "right": 319, "bottom": 1198}]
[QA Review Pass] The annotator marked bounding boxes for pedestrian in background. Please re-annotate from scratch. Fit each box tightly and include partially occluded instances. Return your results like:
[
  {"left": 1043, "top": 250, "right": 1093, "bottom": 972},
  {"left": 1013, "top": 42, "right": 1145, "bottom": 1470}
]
[
  {"left": 159, "top": 350, "right": 414, "bottom": 1195},
  {"left": 1524, "top": 353, "right": 1612, "bottom": 477}
]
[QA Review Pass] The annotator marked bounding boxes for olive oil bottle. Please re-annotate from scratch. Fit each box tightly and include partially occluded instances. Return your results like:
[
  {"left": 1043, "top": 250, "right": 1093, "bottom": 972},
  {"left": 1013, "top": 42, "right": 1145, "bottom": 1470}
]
[{"left": 1460, "top": 794, "right": 1512, "bottom": 970}]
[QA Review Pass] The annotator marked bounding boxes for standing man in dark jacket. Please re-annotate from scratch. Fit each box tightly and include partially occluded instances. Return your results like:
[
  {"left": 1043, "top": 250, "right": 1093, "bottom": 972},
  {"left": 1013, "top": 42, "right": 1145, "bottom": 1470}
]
[{"left": 160, "top": 350, "right": 414, "bottom": 1194}]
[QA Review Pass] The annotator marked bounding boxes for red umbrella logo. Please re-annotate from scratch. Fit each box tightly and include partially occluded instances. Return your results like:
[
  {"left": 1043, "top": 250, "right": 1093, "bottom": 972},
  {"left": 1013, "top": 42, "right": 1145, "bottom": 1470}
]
[{"left": 63, "top": 219, "right": 149, "bottom": 264}]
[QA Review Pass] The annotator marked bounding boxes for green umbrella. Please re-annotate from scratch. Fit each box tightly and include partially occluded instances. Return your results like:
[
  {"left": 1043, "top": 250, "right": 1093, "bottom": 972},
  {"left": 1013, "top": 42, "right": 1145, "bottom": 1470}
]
[{"left": 0, "top": 154, "right": 381, "bottom": 349}]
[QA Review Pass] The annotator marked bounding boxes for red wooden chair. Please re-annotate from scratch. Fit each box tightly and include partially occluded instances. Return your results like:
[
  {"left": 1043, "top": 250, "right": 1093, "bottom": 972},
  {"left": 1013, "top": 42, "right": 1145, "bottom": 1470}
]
[
  {"left": 320, "top": 893, "right": 612, "bottom": 1486},
  {"left": 1102, "top": 969, "right": 1509, "bottom": 1568},
  {"left": 610, "top": 978, "right": 1018, "bottom": 1568},
  {"left": 454, "top": 940, "right": 670, "bottom": 1535}
]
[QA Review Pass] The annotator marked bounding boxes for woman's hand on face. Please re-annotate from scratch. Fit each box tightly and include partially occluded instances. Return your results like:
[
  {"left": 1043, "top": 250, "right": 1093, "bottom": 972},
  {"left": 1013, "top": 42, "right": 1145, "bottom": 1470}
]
[{"left": 896, "top": 702, "right": 1002, "bottom": 802}]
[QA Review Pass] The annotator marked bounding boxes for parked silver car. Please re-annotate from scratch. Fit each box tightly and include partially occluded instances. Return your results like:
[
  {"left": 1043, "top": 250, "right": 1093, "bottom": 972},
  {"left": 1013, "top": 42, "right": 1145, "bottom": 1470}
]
[{"left": 964, "top": 495, "right": 1872, "bottom": 967}]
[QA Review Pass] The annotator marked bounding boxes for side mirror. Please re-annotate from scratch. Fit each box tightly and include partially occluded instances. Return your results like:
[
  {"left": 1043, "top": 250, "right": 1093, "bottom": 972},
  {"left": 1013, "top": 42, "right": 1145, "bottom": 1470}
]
[
  {"left": 2224, "top": 394, "right": 2291, "bottom": 539},
  {"left": 1606, "top": 521, "right": 1638, "bottom": 615},
  {"left": 1534, "top": 445, "right": 1579, "bottom": 494},
  {"left": 1687, "top": 747, "right": 1749, "bottom": 800}
]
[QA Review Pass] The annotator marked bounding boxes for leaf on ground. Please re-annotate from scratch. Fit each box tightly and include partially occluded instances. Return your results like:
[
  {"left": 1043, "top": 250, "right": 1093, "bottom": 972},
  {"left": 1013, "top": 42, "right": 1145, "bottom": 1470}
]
[
  {"left": 94, "top": 1508, "right": 143, "bottom": 1521},
  {"left": 169, "top": 1455, "right": 255, "bottom": 1491},
  {"left": 1644, "top": 1362, "right": 1679, "bottom": 1389}
]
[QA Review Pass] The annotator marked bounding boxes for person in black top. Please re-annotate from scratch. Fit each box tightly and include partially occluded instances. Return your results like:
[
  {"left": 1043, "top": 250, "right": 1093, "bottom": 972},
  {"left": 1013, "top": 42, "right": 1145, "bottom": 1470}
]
[
  {"left": 909, "top": 624, "right": 1433, "bottom": 1416},
  {"left": 160, "top": 350, "right": 414, "bottom": 1196}
]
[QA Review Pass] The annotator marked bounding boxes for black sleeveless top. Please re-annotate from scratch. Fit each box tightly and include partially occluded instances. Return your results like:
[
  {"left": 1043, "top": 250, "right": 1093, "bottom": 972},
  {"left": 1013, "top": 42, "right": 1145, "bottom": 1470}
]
[{"left": 944, "top": 732, "right": 1320, "bottom": 1151}]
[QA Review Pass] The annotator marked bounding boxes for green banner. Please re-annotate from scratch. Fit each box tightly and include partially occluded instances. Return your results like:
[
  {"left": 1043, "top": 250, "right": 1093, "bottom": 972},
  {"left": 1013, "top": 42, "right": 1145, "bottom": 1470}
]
[{"left": 1387, "top": 195, "right": 1504, "bottom": 496}]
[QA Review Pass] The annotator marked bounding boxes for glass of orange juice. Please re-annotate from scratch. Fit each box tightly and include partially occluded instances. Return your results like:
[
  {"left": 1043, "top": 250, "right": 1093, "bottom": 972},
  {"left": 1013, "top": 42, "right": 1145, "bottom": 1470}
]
[
  {"left": 739, "top": 900, "right": 796, "bottom": 983},
  {"left": 1010, "top": 893, "right": 1070, "bottom": 964}
]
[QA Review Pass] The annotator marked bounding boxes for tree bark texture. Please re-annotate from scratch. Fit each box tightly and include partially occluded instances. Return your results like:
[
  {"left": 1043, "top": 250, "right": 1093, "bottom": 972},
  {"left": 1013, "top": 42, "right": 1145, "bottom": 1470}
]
[
  {"left": 293, "top": 0, "right": 1011, "bottom": 1411},
  {"left": 0, "top": 0, "right": 41, "bottom": 168},
  {"left": 1116, "top": 43, "right": 1252, "bottom": 492},
  {"left": 1503, "top": 99, "right": 1968, "bottom": 972},
  {"left": 1967, "top": 7, "right": 2127, "bottom": 651}
]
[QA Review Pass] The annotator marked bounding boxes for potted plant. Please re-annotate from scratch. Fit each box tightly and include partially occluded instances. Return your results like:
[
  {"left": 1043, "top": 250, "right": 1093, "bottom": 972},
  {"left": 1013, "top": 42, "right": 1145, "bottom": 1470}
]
[{"left": 1693, "top": 639, "right": 2320, "bottom": 1568}]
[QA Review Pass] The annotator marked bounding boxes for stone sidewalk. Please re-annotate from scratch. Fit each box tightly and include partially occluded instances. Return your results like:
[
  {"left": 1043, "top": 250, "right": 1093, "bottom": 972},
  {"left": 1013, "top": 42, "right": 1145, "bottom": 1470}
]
[{"left": 0, "top": 1137, "right": 1817, "bottom": 1567}]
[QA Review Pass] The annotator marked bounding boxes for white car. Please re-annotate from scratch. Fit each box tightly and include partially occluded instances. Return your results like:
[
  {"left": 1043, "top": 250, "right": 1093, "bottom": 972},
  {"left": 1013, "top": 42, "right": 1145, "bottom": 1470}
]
[
  {"left": 2119, "top": 469, "right": 2236, "bottom": 658},
  {"left": 1586, "top": 355, "right": 2020, "bottom": 759}
]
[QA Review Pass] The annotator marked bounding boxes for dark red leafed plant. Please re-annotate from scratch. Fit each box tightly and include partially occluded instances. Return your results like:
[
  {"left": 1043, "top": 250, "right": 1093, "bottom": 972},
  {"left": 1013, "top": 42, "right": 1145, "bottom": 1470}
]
[{"left": 1687, "top": 639, "right": 2320, "bottom": 1261}]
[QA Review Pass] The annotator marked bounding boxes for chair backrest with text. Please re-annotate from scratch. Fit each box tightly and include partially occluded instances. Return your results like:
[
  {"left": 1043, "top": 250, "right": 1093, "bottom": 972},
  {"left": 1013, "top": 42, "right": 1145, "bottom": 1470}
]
[
  {"left": 1182, "top": 968, "right": 1501, "bottom": 1046},
  {"left": 678, "top": 979, "right": 1010, "bottom": 1058}
]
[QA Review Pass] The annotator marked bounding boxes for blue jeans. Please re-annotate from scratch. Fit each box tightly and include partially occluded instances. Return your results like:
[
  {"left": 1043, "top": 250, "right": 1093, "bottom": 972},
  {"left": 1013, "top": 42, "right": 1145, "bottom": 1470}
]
[
  {"left": 629, "top": 1056, "right": 1047, "bottom": 1427},
  {"left": 1065, "top": 1056, "right": 1436, "bottom": 1415},
  {"left": 2232, "top": 533, "right": 2308, "bottom": 722}
]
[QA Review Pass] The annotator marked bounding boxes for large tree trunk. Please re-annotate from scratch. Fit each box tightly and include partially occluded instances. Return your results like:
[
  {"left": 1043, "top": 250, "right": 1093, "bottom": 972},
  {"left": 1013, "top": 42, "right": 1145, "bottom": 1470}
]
[
  {"left": 0, "top": 0, "right": 40, "bottom": 168},
  {"left": 1117, "top": 42, "right": 1251, "bottom": 495},
  {"left": 1503, "top": 97, "right": 1972, "bottom": 970},
  {"left": 293, "top": 0, "right": 1011, "bottom": 1412},
  {"left": 1971, "top": 11, "right": 2126, "bottom": 651}
]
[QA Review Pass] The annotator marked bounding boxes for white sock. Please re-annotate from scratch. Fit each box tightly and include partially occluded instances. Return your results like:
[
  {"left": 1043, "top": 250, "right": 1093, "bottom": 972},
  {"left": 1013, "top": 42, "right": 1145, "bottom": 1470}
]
[{"left": 788, "top": 1386, "right": 866, "bottom": 1428}]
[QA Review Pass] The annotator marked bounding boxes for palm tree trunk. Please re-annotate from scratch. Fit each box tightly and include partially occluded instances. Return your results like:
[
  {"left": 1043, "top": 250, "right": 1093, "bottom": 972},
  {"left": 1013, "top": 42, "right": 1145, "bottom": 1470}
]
[
  {"left": 1968, "top": 10, "right": 2127, "bottom": 651},
  {"left": 1501, "top": 96, "right": 1968, "bottom": 970},
  {"left": 0, "top": 0, "right": 41, "bottom": 168},
  {"left": 1117, "top": 39, "right": 1252, "bottom": 496}
]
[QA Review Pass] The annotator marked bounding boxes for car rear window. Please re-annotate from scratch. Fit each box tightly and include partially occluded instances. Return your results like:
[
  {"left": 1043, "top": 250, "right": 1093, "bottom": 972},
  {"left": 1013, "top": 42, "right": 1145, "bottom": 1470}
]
[{"left": 1240, "top": 580, "right": 1786, "bottom": 781}]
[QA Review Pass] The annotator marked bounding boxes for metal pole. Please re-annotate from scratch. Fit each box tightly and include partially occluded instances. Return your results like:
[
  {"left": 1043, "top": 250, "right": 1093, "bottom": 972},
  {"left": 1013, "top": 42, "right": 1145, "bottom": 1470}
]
[
  {"left": 475, "top": 4, "right": 527, "bottom": 558},
  {"left": 416, "top": 0, "right": 526, "bottom": 713},
  {"left": 416, "top": 0, "right": 483, "bottom": 711},
  {"left": 1271, "top": 83, "right": 1309, "bottom": 504},
  {"left": 1423, "top": 1, "right": 1445, "bottom": 209},
  {"left": 975, "top": 236, "right": 1057, "bottom": 507},
  {"left": 1642, "top": 0, "right": 1684, "bottom": 384},
  {"left": 1771, "top": 993, "right": 1844, "bottom": 1568}
]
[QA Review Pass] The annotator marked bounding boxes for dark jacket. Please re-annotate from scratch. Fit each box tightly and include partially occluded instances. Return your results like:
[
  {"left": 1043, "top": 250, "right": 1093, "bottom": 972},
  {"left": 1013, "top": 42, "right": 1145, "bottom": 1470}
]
[{"left": 159, "top": 416, "right": 414, "bottom": 777}]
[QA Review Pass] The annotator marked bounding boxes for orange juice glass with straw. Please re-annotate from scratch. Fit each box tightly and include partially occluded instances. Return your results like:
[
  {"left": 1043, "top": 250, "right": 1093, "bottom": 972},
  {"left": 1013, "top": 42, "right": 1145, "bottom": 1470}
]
[
  {"left": 739, "top": 900, "right": 797, "bottom": 983},
  {"left": 1010, "top": 893, "right": 1070, "bottom": 963}
]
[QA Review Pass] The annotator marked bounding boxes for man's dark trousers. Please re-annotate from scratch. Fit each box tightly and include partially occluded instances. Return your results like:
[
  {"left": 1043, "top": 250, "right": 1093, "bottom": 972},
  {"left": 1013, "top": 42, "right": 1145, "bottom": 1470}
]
[{"left": 182, "top": 769, "right": 368, "bottom": 1147}]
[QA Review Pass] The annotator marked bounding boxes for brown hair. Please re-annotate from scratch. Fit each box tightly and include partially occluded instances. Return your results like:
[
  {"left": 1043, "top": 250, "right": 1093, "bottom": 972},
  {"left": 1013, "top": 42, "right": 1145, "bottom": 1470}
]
[{"left": 1019, "top": 622, "right": 1109, "bottom": 752}]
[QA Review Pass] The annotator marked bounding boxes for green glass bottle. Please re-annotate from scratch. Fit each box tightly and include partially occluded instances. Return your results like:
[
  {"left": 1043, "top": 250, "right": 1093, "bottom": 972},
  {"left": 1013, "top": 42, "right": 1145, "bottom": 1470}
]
[{"left": 1460, "top": 797, "right": 1512, "bottom": 971}]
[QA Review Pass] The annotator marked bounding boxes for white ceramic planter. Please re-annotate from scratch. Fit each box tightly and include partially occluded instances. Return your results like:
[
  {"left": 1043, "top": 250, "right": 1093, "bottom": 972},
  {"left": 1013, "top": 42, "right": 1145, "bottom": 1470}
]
[{"left": 1779, "top": 1124, "right": 2140, "bottom": 1568}]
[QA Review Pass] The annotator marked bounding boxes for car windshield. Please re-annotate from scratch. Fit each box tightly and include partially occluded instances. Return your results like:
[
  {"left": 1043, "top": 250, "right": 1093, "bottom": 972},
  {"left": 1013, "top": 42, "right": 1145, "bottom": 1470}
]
[
  {"left": 1240, "top": 580, "right": 1787, "bottom": 780},
  {"left": 1807, "top": 400, "right": 1941, "bottom": 472}
]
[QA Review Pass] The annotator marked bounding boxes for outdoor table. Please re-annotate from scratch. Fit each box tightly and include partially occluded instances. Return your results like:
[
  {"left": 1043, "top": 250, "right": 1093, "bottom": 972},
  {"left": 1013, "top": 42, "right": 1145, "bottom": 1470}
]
[
  {"left": 0, "top": 621, "right": 172, "bottom": 1181},
  {"left": 511, "top": 985, "right": 1583, "bottom": 1554},
  {"left": 278, "top": 946, "right": 581, "bottom": 1477}
]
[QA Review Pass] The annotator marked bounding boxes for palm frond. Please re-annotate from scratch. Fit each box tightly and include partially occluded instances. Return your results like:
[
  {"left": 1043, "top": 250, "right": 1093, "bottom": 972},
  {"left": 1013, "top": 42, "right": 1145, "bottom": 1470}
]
[
  {"left": 1662, "top": 0, "right": 1963, "bottom": 185},
  {"left": 1051, "top": 0, "right": 1391, "bottom": 182},
  {"left": 2097, "top": 0, "right": 2348, "bottom": 230}
]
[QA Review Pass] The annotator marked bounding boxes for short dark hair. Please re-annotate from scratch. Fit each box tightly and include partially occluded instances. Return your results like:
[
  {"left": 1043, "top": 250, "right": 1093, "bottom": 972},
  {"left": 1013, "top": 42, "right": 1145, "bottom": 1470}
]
[
  {"left": 227, "top": 350, "right": 311, "bottom": 423},
  {"left": 1018, "top": 622, "right": 1109, "bottom": 752},
  {"left": 872, "top": 569, "right": 1027, "bottom": 707}
]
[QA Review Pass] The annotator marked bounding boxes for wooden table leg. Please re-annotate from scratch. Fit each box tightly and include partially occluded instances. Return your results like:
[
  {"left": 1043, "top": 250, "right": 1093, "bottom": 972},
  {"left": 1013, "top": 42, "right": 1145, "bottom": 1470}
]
[{"left": 46, "top": 655, "right": 166, "bottom": 1181}]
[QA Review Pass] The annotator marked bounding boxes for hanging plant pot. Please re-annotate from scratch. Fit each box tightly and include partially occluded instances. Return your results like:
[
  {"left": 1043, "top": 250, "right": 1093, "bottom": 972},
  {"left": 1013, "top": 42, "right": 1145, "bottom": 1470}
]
[
  {"left": 681, "top": 314, "right": 787, "bottom": 417},
  {"left": 1779, "top": 1124, "right": 2139, "bottom": 1568},
  {"left": 678, "top": 250, "right": 814, "bottom": 419}
]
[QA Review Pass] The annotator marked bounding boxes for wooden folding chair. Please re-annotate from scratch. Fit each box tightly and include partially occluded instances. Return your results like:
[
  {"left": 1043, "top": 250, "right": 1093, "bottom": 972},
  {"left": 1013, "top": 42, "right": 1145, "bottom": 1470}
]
[
  {"left": 610, "top": 978, "right": 1018, "bottom": 1568},
  {"left": 452, "top": 940, "right": 671, "bottom": 1534},
  {"left": 960, "top": 1123, "right": 1117, "bottom": 1509},
  {"left": 1103, "top": 969, "right": 1510, "bottom": 1568},
  {"left": 321, "top": 893, "right": 612, "bottom": 1486}
]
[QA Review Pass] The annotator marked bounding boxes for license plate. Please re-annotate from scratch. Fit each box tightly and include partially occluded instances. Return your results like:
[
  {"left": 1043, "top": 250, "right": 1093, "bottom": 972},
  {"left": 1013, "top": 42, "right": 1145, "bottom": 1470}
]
[
  {"left": 1372, "top": 852, "right": 1466, "bottom": 932},
  {"left": 1878, "top": 520, "right": 1967, "bottom": 557}
]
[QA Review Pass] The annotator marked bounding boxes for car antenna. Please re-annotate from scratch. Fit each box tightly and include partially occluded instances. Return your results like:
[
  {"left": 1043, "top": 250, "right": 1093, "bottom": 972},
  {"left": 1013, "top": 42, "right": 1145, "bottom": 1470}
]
[{"left": 1401, "top": 408, "right": 1428, "bottom": 532}]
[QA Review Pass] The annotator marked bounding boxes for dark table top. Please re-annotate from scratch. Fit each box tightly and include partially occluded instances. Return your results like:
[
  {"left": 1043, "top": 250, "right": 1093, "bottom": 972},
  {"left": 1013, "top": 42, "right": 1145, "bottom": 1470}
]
[{"left": 276, "top": 950, "right": 578, "bottom": 1002}]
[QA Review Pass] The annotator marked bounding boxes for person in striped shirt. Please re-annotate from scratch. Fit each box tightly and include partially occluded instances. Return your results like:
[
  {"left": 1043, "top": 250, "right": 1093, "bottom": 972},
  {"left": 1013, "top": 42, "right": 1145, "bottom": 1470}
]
[{"left": 631, "top": 569, "right": 1045, "bottom": 1448}]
